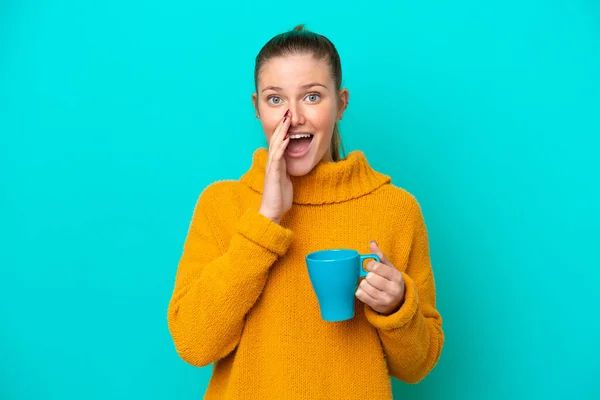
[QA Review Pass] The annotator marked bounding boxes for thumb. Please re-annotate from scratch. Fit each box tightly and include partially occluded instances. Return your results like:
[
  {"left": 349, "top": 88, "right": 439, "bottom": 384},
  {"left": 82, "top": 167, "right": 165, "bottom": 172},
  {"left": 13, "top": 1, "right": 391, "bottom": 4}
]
[{"left": 370, "top": 240, "right": 392, "bottom": 266}]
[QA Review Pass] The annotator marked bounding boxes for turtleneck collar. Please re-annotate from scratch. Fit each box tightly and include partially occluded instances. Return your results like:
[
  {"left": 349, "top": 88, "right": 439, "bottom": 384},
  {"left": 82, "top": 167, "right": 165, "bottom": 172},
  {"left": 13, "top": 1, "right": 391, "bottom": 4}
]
[{"left": 239, "top": 148, "right": 391, "bottom": 205}]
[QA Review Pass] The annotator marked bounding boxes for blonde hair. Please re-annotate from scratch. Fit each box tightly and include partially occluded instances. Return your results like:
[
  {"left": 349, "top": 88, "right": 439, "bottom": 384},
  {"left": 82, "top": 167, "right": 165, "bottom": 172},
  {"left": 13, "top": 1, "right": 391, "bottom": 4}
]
[{"left": 330, "top": 123, "right": 345, "bottom": 161}]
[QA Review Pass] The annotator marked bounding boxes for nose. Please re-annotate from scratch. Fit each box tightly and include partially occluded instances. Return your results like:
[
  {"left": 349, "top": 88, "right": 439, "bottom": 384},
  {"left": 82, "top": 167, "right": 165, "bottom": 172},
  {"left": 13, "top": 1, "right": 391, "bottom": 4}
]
[{"left": 288, "top": 102, "right": 305, "bottom": 126}]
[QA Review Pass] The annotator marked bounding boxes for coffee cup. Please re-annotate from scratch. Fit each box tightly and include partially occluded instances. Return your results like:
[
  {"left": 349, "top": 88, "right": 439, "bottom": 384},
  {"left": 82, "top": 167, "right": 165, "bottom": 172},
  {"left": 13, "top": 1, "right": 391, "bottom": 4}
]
[{"left": 306, "top": 249, "right": 380, "bottom": 322}]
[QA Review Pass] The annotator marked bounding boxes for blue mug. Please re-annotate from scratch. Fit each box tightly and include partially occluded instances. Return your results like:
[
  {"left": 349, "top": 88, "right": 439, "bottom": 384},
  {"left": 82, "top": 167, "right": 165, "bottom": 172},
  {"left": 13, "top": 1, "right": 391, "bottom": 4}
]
[{"left": 306, "top": 249, "right": 381, "bottom": 322}]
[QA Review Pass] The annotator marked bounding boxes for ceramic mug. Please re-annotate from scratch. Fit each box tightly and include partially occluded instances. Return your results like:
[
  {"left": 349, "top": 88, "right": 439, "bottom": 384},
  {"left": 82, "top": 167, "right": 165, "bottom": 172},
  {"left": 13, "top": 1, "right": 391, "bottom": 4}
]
[{"left": 306, "top": 249, "right": 380, "bottom": 322}]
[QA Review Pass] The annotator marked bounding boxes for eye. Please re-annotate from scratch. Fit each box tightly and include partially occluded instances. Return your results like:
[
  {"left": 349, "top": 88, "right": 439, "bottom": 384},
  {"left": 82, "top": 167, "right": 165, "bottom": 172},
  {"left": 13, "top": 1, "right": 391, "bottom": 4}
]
[
  {"left": 305, "top": 93, "right": 321, "bottom": 103},
  {"left": 267, "top": 96, "right": 283, "bottom": 105}
]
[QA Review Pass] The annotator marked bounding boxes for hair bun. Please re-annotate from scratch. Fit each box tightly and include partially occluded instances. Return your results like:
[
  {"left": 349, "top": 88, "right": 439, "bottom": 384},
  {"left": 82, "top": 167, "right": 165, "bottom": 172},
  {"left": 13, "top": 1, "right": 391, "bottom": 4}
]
[{"left": 293, "top": 24, "right": 306, "bottom": 31}]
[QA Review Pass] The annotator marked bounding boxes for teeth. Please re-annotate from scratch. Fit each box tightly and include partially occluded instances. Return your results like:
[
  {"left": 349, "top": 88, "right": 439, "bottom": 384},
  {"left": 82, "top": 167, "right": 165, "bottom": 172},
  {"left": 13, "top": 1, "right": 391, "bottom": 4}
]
[{"left": 289, "top": 134, "right": 313, "bottom": 139}]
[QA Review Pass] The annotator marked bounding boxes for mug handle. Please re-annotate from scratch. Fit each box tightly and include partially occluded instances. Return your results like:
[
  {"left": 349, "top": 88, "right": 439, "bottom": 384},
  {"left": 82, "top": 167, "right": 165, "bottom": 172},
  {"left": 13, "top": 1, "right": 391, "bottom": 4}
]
[{"left": 359, "top": 254, "right": 381, "bottom": 278}]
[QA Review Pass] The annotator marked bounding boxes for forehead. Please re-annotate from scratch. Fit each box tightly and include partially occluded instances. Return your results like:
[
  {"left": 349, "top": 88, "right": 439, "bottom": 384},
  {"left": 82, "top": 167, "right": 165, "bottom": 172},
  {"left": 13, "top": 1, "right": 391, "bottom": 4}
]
[{"left": 257, "top": 53, "right": 332, "bottom": 90}]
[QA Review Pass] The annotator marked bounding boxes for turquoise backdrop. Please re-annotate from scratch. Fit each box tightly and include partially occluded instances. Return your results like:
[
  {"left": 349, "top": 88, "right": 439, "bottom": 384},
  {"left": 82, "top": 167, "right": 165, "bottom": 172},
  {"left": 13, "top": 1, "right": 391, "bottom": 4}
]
[{"left": 1, "top": 1, "right": 598, "bottom": 399}]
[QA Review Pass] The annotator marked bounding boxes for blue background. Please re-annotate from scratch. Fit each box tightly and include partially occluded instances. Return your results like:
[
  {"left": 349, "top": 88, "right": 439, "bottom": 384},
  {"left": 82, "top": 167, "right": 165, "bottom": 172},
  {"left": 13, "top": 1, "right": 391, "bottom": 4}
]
[{"left": 1, "top": 0, "right": 599, "bottom": 398}]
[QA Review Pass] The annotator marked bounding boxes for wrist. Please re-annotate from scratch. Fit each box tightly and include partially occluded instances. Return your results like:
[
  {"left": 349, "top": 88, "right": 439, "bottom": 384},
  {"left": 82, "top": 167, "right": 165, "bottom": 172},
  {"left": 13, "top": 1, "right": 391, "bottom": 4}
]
[{"left": 258, "top": 208, "right": 280, "bottom": 224}]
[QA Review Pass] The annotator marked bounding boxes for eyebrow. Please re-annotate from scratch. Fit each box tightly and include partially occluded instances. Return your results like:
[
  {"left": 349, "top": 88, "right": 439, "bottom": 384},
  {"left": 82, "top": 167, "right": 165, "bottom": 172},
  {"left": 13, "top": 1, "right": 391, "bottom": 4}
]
[{"left": 261, "top": 83, "right": 328, "bottom": 93}]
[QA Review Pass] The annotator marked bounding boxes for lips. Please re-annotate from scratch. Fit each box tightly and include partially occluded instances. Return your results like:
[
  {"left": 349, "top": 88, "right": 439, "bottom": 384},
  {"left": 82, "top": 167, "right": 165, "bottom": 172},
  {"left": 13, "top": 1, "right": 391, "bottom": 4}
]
[{"left": 285, "top": 133, "right": 314, "bottom": 158}]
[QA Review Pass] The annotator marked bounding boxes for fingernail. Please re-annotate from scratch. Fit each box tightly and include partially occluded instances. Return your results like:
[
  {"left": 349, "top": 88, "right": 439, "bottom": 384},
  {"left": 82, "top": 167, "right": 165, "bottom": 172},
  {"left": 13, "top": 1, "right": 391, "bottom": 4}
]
[
  {"left": 284, "top": 133, "right": 289, "bottom": 140},
  {"left": 283, "top": 109, "right": 290, "bottom": 120},
  {"left": 370, "top": 240, "right": 377, "bottom": 245}
]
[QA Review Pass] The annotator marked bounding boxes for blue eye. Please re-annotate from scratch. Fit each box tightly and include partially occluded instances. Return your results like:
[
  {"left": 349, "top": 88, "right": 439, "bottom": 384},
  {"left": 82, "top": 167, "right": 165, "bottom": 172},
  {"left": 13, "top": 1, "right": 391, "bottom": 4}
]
[
  {"left": 267, "top": 96, "right": 283, "bottom": 105},
  {"left": 306, "top": 93, "right": 320, "bottom": 103}
]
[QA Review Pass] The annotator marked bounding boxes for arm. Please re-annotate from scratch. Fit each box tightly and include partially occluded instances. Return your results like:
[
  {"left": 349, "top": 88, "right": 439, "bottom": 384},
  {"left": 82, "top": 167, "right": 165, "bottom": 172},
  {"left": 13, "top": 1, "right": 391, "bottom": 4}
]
[
  {"left": 167, "top": 188, "right": 293, "bottom": 367},
  {"left": 363, "top": 200, "right": 444, "bottom": 383}
]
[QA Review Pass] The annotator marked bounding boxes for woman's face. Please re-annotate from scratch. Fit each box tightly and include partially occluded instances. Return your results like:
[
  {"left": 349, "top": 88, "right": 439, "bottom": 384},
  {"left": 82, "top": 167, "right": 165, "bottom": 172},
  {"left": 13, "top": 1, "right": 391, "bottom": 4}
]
[{"left": 252, "top": 53, "right": 348, "bottom": 176}]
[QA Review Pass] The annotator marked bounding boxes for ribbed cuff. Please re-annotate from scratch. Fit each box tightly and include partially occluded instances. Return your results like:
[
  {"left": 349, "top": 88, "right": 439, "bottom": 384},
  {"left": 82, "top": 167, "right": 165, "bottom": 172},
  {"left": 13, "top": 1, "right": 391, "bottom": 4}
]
[
  {"left": 236, "top": 208, "right": 293, "bottom": 257},
  {"left": 364, "top": 272, "right": 420, "bottom": 331}
]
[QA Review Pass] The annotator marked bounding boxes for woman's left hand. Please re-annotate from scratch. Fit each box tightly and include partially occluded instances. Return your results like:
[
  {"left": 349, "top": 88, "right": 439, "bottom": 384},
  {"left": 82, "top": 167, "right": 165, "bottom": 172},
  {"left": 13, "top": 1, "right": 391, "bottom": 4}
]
[{"left": 355, "top": 240, "right": 406, "bottom": 315}]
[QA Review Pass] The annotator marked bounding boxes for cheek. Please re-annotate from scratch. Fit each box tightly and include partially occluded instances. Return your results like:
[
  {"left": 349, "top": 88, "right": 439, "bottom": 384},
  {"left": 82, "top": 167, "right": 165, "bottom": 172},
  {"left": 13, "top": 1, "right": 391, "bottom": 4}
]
[
  {"left": 261, "top": 116, "right": 280, "bottom": 141},
  {"left": 307, "top": 106, "right": 337, "bottom": 132}
]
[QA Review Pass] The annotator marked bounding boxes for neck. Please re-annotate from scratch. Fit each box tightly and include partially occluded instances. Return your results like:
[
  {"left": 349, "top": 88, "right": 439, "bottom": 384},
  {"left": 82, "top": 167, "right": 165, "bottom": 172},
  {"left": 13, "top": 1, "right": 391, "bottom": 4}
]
[{"left": 240, "top": 148, "right": 391, "bottom": 205}]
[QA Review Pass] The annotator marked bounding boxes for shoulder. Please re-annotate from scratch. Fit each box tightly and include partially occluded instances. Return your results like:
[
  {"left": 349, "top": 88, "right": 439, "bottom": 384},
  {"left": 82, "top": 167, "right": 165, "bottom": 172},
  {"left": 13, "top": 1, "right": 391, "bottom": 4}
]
[
  {"left": 377, "top": 182, "right": 420, "bottom": 208},
  {"left": 374, "top": 183, "right": 428, "bottom": 229},
  {"left": 189, "top": 180, "right": 253, "bottom": 235},
  {"left": 195, "top": 179, "right": 246, "bottom": 209},
  {"left": 355, "top": 151, "right": 420, "bottom": 210}
]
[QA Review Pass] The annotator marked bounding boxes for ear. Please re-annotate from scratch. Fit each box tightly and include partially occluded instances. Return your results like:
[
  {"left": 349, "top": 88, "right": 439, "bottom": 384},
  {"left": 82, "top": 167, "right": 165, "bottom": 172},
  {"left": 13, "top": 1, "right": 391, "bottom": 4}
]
[
  {"left": 252, "top": 92, "right": 260, "bottom": 118},
  {"left": 337, "top": 88, "right": 349, "bottom": 120}
]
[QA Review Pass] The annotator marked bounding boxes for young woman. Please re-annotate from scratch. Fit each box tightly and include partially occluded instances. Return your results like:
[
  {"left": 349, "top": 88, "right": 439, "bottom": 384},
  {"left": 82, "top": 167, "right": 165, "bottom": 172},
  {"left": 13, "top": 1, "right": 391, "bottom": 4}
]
[{"left": 167, "top": 25, "right": 444, "bottom": 399}]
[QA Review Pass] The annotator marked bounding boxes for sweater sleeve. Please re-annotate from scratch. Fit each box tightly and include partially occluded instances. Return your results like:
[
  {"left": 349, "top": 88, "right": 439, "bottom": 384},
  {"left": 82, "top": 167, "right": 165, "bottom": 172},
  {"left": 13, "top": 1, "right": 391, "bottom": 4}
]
[
  {"left": 363, "top": 200, "right": 444, "bottom": 383},
  {"left": 167, "top": 188, "right": 293, "bottom": 367}
]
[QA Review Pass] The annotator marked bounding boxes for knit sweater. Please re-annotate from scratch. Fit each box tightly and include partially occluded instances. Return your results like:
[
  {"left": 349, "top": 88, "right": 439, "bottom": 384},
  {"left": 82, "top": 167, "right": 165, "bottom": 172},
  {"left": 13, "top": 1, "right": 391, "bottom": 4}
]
[{"left": 167, "top": 148, "right": 444, "bottom": 399}]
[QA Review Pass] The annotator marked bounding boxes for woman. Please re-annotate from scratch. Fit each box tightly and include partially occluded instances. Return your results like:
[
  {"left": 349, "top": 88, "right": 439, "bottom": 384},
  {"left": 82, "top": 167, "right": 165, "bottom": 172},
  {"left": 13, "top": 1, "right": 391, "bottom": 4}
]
[{"left": 167, "top": 25, "right": 444, "bottom": 399}]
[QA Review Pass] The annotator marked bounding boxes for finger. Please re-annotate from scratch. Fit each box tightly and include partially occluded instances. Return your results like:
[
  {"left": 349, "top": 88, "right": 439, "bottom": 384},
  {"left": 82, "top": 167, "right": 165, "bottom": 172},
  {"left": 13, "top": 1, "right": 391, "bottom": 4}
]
[
  {"left": 267, "top": 111, "right": 291, "bottom": 169},
  {"left": 355, "top": 285, "right": 377, "bottom": 305},
  {"left": 271, "top": 117, "right": 291, "bottom": 163},
  {"left": 358, "top": 279, "right": 385, "bottom": 300},
  {"left": 365, "top": 271, "right": 393, "bottom": 292},
  {"left": 368, "top": 271, "right": 404, "bottom": 301},
  {"left": 269, "top": 109, "right": 291, "bottom": 149},
  {"left": 267, "top": 114, "right": 291, "bottom": 169},
  {"left": 369, "top": 240, "right": 393, "bottom": 266},
  {"left": 273, "top": 134, "right": 290, "bottom": 161},
  {"left": 368, "top": 261, "right": 401, "bottom": 282}
]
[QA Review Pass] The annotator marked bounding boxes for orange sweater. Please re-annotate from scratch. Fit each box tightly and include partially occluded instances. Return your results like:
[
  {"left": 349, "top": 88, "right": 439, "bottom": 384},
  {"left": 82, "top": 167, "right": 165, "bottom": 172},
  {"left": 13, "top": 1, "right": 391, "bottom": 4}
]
[{"left": 167, "top": 148, "right": 444, "bottom": 399}]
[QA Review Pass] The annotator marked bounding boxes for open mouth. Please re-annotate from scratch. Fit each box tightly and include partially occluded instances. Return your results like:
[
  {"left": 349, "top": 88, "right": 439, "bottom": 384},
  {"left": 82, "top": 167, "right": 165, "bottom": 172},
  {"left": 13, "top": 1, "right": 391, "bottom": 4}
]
[{"left": 286, "top": 133, "right": 314, "bottom": 158}]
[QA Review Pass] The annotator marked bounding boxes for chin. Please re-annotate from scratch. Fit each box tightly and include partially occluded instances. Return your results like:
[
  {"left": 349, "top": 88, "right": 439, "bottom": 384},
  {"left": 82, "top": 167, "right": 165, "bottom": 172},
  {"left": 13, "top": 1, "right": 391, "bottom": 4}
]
[
  {"left": 285, "top": 148, "right": 330, "bottom": 176},
  {"left": 285, "top": 157, "right": 317, "bottom": 177}
]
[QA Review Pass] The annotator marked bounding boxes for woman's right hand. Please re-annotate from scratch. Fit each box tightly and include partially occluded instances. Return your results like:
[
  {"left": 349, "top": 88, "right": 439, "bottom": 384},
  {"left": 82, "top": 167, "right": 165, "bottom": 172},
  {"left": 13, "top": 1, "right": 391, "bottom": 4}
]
[{"left": 259, "top": 109, "right": 293, "bottom": 224}]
